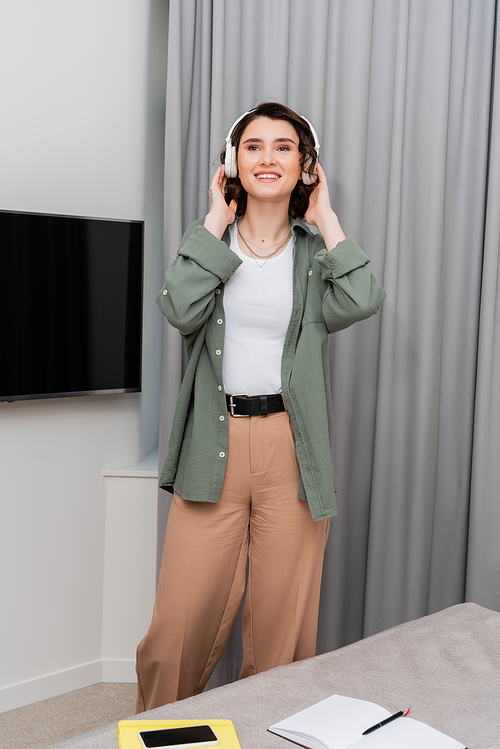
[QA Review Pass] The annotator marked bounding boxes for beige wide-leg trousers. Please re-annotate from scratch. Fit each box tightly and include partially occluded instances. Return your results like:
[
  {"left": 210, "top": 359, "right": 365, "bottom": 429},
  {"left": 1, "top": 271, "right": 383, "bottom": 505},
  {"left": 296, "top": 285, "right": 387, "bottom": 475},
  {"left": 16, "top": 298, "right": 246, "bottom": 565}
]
[{"left": 136, "top": 410, "right": 330, "bottom": 712}]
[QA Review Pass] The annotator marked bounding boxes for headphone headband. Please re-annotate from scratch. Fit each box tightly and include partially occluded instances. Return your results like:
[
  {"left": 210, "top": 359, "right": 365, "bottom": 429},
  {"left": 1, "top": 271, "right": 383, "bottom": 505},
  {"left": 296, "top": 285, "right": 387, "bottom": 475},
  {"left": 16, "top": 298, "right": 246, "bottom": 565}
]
[{"left": 224, "top": 107, "right": 320, "bottom": 183}]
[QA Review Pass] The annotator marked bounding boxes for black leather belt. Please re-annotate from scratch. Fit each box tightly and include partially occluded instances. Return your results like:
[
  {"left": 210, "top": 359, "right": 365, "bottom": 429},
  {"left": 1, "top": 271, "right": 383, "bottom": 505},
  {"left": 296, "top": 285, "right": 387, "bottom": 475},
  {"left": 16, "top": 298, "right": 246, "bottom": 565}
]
[{"left": 226, "top": 393, "right": 285, "bottom": 417}]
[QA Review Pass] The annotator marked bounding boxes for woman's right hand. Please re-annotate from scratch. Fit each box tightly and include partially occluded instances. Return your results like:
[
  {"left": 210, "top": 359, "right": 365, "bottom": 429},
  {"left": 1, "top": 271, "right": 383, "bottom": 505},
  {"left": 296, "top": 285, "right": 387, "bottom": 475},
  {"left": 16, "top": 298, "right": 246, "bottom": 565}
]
[{"left": 203, "top": 166, "right": 237, "bottom": 239}]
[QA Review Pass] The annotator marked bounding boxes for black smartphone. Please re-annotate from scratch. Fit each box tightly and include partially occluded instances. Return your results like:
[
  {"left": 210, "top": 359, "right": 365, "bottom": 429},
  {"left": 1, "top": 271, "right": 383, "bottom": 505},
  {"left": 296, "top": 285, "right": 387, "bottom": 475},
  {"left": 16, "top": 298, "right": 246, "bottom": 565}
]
[{"left": 138, "top": 725, "right": 219, "bottom": 749}]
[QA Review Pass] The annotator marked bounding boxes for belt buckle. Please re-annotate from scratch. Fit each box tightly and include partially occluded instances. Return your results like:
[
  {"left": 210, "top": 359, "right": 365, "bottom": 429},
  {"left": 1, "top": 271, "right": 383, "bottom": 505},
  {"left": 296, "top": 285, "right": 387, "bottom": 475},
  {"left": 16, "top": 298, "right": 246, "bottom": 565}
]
[{"left": 228, "top": 393, "right": 248, "bottom": 417}]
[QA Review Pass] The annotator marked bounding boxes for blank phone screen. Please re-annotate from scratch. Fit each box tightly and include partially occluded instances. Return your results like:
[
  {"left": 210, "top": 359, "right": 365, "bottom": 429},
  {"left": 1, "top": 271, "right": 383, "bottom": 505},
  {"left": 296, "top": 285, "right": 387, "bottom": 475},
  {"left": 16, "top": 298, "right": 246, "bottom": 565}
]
[{"left": 139, "top": 725, "right": 218, "bottom": 747}]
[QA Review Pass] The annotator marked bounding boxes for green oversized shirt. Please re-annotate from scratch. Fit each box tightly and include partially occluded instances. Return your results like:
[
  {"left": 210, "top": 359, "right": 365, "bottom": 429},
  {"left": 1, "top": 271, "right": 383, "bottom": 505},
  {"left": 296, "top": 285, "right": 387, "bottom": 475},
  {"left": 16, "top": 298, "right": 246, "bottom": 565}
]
[{"left": 157, "top": 219, "right": 386, "bottom": 521}]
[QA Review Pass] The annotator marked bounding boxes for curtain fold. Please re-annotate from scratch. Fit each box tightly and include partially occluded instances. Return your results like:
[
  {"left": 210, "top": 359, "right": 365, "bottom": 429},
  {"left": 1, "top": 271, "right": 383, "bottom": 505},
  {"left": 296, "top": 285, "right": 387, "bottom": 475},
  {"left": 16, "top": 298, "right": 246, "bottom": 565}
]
[
  {"left": 466, "top": 0, "right": 500, "bottom": 612},
  {"left": 157, "top": 0, "right": 214, "bottom": 563},
  {"left": 157, "top": 0, "right": 499, "bottom": 688},
  {"left": 359, "top": 0, "right": 495, "bottom": 638}
]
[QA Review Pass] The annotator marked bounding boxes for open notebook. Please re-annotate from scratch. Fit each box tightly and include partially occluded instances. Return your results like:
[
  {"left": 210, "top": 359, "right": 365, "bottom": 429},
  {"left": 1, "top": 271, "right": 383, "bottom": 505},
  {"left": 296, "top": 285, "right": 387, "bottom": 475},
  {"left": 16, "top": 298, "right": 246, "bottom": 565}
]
[{"left": 268, "top": 694, "right": 466, "bottom": 749}]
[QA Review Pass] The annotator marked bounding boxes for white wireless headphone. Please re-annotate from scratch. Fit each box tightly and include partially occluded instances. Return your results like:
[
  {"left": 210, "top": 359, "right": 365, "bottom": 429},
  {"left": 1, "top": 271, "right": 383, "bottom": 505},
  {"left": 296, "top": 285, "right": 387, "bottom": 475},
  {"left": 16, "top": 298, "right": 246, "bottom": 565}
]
[{"left": 224, "top": 108, "right": 320, "bottom": 185}]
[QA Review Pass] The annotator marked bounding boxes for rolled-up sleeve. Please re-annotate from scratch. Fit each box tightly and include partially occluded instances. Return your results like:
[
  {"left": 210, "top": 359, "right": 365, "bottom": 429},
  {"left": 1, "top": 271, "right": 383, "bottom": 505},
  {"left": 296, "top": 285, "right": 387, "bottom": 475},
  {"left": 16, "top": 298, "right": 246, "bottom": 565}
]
[
  {"left": 157, "top": 223, "right": 242, "bottom": 337},
  {"left": 314, "top": 237, "right": 386, "bottom": 332}
]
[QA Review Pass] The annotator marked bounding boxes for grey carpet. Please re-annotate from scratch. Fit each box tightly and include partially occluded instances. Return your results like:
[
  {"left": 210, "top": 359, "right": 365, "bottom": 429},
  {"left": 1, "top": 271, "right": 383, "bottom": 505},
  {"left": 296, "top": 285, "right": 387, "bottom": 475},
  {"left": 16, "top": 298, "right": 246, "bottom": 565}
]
[{"left": 0, "top": 683, "right": 137, "bottom": 749}]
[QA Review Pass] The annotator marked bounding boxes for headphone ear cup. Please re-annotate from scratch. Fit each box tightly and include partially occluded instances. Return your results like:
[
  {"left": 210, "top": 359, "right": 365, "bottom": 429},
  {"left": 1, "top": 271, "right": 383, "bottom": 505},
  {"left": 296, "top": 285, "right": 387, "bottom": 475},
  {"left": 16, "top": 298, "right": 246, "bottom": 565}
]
[
  {"left": 301, "top": 155, "right": 316, "bottom": 185},
  {"left": 225, "top": 144, "right": 238, "bottom": 178}
]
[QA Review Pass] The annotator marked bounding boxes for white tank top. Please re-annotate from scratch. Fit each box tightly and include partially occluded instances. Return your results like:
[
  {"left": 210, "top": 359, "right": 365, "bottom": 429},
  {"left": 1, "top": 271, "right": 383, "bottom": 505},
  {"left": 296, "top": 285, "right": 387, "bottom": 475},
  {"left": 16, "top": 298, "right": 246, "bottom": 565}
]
[{"left": 222, "top": 222, "right": 293, "bottom": 395}]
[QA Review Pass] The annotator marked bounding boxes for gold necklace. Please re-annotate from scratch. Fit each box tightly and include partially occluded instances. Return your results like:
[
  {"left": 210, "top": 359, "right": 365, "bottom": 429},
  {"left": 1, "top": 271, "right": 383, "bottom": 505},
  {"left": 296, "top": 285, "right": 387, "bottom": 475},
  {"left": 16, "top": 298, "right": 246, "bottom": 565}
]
[
  {"left": 237, "top": 219, "right": 292, "bottom": 259},
  {"left": 239, "top": 223, "right": 292, "bottom": 250}
]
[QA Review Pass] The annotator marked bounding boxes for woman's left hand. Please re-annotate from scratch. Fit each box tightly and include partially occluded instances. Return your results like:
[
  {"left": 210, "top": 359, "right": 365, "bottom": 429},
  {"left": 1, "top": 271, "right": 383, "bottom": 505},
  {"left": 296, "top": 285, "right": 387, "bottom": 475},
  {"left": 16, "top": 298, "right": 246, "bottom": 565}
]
[
  {"left": 304, "top": 163, "right": 346, "bottom": 250},
  {"left": 304, "top": 163, "right": 332, "bottom": 227}
]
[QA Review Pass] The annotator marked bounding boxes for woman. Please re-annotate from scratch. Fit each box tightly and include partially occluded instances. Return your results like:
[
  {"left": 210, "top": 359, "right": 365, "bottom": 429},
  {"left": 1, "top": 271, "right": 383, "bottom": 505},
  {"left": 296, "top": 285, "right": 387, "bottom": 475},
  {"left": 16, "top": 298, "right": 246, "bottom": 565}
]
[{"left": 136, "top": 102, "right": 386, "bottom": 712}]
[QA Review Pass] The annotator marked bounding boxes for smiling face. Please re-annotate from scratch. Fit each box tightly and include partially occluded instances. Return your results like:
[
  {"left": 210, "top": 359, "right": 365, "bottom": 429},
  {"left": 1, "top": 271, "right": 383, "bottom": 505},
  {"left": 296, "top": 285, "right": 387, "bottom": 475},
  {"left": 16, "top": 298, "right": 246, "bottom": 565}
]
[{"left": 236, "top": 117, "right": 302, "bottom": 205}]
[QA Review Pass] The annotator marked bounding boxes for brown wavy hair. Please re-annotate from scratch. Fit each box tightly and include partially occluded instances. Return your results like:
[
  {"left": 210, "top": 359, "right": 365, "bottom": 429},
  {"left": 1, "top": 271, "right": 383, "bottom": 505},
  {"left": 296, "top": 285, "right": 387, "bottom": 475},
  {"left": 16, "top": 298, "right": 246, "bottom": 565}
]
[{"left": 219, "top": 102, "right": 319, "bottom": 220}]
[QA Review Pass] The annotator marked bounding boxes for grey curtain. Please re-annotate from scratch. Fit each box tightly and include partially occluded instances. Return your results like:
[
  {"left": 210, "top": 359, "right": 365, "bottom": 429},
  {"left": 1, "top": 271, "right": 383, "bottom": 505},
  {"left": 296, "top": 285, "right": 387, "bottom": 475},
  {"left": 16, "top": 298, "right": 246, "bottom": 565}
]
[
  {"left": 158, "top": 0, "right": 500, "bottom": 688},
  {"left": 466, "top": 0, "right": 500, "bottom": 612}
]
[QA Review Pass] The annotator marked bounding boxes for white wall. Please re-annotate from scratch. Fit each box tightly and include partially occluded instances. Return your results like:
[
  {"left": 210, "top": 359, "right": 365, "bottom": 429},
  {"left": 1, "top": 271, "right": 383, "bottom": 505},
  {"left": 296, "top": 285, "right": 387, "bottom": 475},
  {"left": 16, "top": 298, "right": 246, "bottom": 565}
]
[
  {"left": 0, "top": 0, "right": 168, "bottom": 711},
  {"left": 101, "top": 468, "right": 159, "bottom": 684}
]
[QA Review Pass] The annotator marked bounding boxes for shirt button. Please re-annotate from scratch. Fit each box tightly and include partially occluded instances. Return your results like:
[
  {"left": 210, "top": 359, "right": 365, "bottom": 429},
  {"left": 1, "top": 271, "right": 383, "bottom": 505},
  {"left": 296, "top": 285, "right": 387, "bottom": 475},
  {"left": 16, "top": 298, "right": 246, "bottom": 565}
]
[
  {"left": 219, "top": 415, "right": 225, "bottom": 421},
  {"left": 162, "top": 289, "right": 168, "bottom": 295},
  {"left": 217, "top": 318, "right": 223, "bottom": 324},
  {"left": 218, "top": 385, "right": 222, "bottom": 391},
  {"left": 215, "top": 349, "right": 221, "bottom": 356},
  {"left": 219, "top": 451, "right": 225, "bottom": 458},
  {"left": 308, "top": 270, "right": 313, "bottom": 276}
]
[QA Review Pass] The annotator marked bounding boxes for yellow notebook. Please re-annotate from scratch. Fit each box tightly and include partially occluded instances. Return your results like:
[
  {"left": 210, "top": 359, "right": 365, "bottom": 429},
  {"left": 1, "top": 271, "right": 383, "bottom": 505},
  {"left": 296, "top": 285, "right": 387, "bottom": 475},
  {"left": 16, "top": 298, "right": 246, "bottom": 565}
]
[{"left": 117, "top": 719, "right": 241, "bottom": 749}]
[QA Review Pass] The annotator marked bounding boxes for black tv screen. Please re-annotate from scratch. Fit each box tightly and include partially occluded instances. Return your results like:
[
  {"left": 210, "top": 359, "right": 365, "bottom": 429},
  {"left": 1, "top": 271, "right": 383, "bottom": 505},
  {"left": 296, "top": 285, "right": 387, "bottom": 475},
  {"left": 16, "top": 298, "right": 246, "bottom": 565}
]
[{"left": 1, "top": 209, "right": 144, "bottom": 402}]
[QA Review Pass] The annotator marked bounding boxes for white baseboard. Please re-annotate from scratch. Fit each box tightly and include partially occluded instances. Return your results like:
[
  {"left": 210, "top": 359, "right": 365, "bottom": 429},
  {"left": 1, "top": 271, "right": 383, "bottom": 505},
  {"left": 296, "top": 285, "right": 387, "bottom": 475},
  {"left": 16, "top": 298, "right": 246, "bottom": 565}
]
[
  {"left": 0, "top": 658, "right": 136, "bottom": 713},
  {"left": 101, "top": 658, "right": 137, "bottom": 684},
  {"left": 0, "top": 660, "right": 102, "bottom": 713}
]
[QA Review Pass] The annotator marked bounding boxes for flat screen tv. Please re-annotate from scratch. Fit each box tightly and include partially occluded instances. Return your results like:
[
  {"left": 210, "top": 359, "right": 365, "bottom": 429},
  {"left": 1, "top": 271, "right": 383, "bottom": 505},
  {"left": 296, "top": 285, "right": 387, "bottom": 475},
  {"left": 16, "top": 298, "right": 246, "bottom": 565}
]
[{"left": 1, "top": 209, "right": 144, "bottom": 402}]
